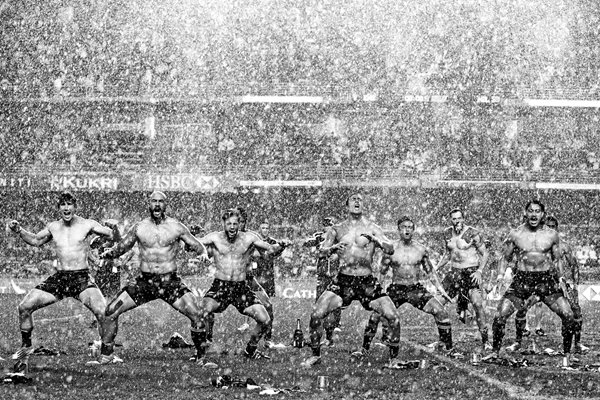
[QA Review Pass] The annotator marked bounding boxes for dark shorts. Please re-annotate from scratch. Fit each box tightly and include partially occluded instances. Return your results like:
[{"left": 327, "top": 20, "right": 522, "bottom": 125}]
[
  {"left": 326, "top": 273, "right": 386, "bottom": 311},
  {"left": 504, "top": 270, "right": 563, "bottom": 309},
  {"left": 125, "top": 272, "right": 191, "bottom": 306},
  {"left": 205, "top": 278, "right": 261, "bottom": 314},
  {"left": 387, "top": 283, "right": 434, "bottom": 310},
  {"left": 35, "top": 270, "right": 98, "bottom": 300},
  {"left": 442, "top": 266, "right": 480, "bottom": 300}
]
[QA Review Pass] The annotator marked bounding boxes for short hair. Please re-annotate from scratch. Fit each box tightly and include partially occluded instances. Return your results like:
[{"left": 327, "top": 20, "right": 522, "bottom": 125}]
[
  {"left": 525, "top": 199, "right": 545, "bottom": 213},
  {"left": 546, "top": 215, "right": 558, "bottom": 227},
  {"left": 57, "top": 191, "right": 77, "bottom": 208},
  {"left": 149, "top": 190, "right": 167, "bottom": 200},
  {"left": 345, "top": 192, "right": 362, "bottom": 206},
  {"left": 449, "top": 208, "right": 463, "bottom": 217},
  {"left": 221, "top": 208, "right": 240, "bottom": 221},
  {"left": 397, "top": 215, "right": 414, "bottom": 227}
]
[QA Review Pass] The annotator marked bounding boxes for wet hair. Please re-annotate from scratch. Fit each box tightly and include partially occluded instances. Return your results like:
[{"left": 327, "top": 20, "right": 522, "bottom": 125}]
[
  {"left": 345, "top": 192, "right": 362, "bottom": 206},
  {"left": 449, "top": 208, "right": 463, "bottom": 217},
  {"left": 221, "top": 208, "right": 241, "bottom": 221},
  {"left": 397, "top": 215, "right": 414, "bottom": 227},
  {"left": 57, "top": 191, "right": 77, "bottom": 208},
  {"left": 525, "top": 199, "right": 545, "bottom": 213},
  {"left": 546, "top": 215, "right": 558, "bottom": 227}
]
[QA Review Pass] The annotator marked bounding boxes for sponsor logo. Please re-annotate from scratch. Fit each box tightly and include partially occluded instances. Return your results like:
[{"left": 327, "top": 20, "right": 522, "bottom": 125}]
[
  {"left": 145, "top": 174, "right": 220, "bottom": 191},
  {"left": 50, "top": 175, "right": 119, "bottom": 191}
]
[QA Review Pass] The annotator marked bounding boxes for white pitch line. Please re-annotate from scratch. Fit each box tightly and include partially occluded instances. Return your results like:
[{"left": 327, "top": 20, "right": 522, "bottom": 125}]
[
  {"left": 401, "top": 338, "right": 600, "bottom": 400},
  {"left": 35, "top": 314, "right": 85, "bottom": 323}
]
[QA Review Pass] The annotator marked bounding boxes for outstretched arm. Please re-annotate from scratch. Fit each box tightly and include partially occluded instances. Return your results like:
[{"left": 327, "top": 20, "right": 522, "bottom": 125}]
[
  {"left": 252, "top": 236, "right": 290, "bottom": 255},
  {"left": 91, "top": 219, "right": 121, "bottom": 242},
  {"left": 8, "top": 220, "right": 52, "bottom": 247}
]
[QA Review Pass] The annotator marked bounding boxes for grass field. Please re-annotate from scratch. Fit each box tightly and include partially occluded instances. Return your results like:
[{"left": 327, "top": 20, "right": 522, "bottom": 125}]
[{"left": 2, "top": 290, "right": 600, "bottom": 400}]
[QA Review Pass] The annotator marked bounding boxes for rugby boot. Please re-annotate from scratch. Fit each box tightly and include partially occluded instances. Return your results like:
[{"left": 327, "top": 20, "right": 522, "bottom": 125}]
[
  {"left": 300, "top": 355, "right": 322, "bottom": 368},
  {"left": 350, "top": 348, "right": 369, "bottom": 362},
  {"left": 11, "top": 346, "right": 34, "bottom": 362},
  {"left": 244, "top": 349, "right": 271, "bottom": 360},
  {"left": 505, "top": 342, "right": 522, "bottom": 352},
  {"left": 189, "top": 355, "right": 218, "bottom": 369}
]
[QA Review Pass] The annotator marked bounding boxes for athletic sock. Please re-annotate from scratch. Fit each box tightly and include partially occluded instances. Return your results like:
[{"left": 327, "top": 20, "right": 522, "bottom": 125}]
[
  {"left": 436, "top": 321, "right": 453, "bottom": 350},
  {"left": 21, "top": 330, "right": 32, "bottom": 348},
  {"left": 191, "top": 328, "right": 207, "bottom": 358}
]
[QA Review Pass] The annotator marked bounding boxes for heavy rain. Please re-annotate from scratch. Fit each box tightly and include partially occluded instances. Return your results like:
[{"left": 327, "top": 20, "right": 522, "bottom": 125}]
[{"left": 1, "top": 1, "right": 600, "bottom": 399}]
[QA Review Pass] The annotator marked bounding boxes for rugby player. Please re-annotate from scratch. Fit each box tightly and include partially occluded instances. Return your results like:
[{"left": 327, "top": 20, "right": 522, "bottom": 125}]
[
  {"left": 301, "top": 193, "right": 402, "bottom": 368},
  {"left": 8, "top": 191, "right": 120, "bottom": 369}
]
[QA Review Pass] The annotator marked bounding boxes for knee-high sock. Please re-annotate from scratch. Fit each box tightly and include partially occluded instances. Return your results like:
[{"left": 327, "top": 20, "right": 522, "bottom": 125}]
[
  {"left": 205, "top": 313, "right": 215, "bottom": 342},
  {"left": 436, "top": 321, "right": 453, "bottom": 350},
  {"left": 362, "top": 313, "right": 380, "bottom": 351},
  {"left": 561, "top": 317, "right": 576, "bottom": 354},
  {"left": 191, "top": 326, "right": 207, "bottom": 358},
  {"left": 515, "top": 311, "right": 527, "bottom": 343},
  {"left": 324, "top": 308, "right": 341, "bottom": 340},
  {"left": 492, "top": 317, "right": 506, "bottom": 352},
  {"left": 309, "top": 316, "right": 322, "bottom": 357}
]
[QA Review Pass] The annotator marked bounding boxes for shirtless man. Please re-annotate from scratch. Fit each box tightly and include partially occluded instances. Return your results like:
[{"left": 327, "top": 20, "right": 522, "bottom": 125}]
[
  {"left": 204, "top": 207, "right": 284, "bottom": 348},
  {"left": 197, "top": 208, "right": 287, "bottom": 360},
  {"left": 8, "top": 191, "right": 120, "bottom": 369},
  {"left": 359, "top": 216, "right": 460, "bottom": 357},
  {"left": 437, "top": 208, "right": 490, "bottom": 350},
  {"left": 301, "top": 193, "right": 402, "bottom": 368},
  {"left": 489, "top": 200, "right": 576, "bottom": 366},
  {"left": 509, "top": 215, "right": 585, "bottom": 354},
  {"left": 101, "top": 191, "right": 211, "bottom": 365}
]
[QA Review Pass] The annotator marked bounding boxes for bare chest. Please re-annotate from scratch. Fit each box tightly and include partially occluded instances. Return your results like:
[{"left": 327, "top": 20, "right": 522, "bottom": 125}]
[
  {"left": 337, "top": 225, "right": 372, "bottom": 248},
  {"left": 51, "top": 224, "right": 89, "bottom": 248},
  {"left": 391, "top": 245, "right": 423, "bottom": 266},
  {"left": 514, "top": 231, "right": 554, "bottom": 253},
  {"left": 138, "top": 224, "right": 179, "bottom": 248}
]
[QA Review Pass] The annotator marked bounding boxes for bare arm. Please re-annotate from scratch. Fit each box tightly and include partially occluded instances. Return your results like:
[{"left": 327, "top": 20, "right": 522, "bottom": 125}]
[
  {"left": 564, "top": 245, "right": 580, "bottom": 284},
  {"left": 102, "top": 224, "right": 139, "bottom": 259},
  {"left": 435, "top": 250, "right": 451, "bottom": 273},
  {"left": 9, "top": 220, "right": 52, "bottom": 247},
  {"left": 474, "top": 233, "right": 489, "bottom": 273},
  {"left": 319, "top": 228, "right": 346, "bottom": 258},
  {"left": 252, "top": 236, "right": 288, "bottom": 255},
  {"left": 379, "top": 255, "right": 391, "bottom": 278},
  {"left": 90, "top": 220, "right": 120, "bottom": 242},
  {"left": 179, "top": 224, "right": 207, "bottom": 258},
  {"left": 496, "top": 235, "right": 516, "bottom": 282},
  {"left": 361, "top": 226, "right": 394, "bottom": 255},
  {"left": 422, "top": 251, "right": 451, "bottom": 301},
  {"left": 552, "top": 236, "right": 564, "bottom": 279}
]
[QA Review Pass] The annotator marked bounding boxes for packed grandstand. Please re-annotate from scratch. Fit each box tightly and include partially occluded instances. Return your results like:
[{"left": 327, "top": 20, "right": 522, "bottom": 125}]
[{"left": 1, "top": 0, "right": 599, "bottom": 279}]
